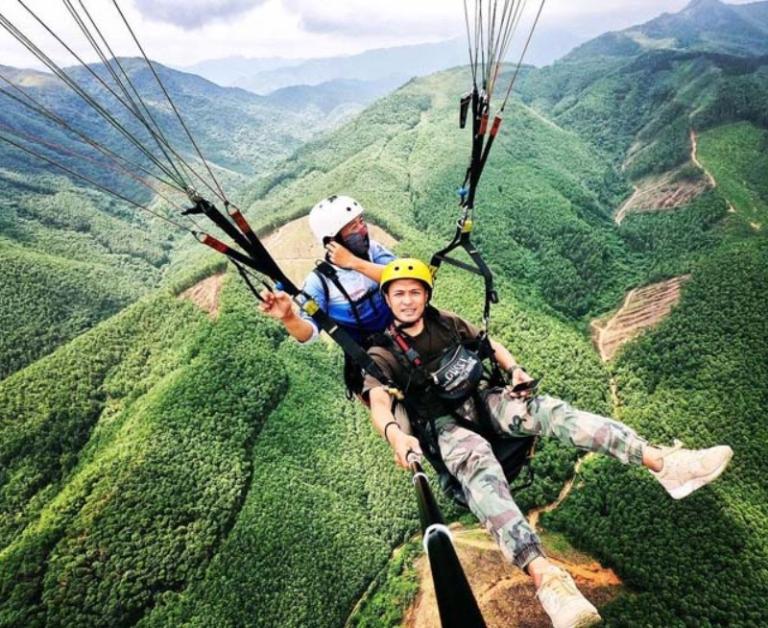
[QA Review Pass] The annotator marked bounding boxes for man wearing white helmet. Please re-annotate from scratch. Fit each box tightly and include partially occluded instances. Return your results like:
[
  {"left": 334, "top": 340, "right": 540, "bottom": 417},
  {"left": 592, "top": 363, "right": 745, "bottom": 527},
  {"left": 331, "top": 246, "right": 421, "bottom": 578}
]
[{"left": 259, "top": 195, "right": 396, "bottom": 396}]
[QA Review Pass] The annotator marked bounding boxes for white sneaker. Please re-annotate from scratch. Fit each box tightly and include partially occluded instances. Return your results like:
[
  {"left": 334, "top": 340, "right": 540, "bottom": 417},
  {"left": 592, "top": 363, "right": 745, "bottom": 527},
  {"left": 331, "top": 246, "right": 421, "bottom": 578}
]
[
  {"left": 651, "top": 440, "right": 733, "bottom": 500},
  {"left": 536, "top": 566, "right": 601, "bottom": 628}
]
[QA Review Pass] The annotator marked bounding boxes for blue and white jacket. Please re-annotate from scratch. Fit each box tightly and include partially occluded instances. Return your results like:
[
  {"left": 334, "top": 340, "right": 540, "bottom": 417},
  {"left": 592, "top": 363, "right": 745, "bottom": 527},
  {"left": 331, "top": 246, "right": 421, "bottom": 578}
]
[{"left": 298, "top": 240, "right": 395, "bottom": 343}]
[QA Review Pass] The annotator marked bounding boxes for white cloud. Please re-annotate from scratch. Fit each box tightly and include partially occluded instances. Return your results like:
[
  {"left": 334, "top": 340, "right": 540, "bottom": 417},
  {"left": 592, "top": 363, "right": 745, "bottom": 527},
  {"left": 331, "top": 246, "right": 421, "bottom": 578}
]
[
  {"left": 283, "top": 0, "right": 460, "bottom": 39},
  {"left": 133, "top": 0, "right": 267, "bottom": 30},
  {"left": 0, "top": 0, "right": 759, "bottom": 70}
]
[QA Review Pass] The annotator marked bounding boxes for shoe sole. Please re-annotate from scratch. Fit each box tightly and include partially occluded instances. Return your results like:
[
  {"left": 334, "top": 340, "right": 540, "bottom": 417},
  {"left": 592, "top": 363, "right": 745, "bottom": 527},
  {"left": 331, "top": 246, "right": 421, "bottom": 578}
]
[
  {"left": 573, "top": 610, "right": 602, "bottom": 627},
  {"left": 669, "top": 446, "right": 733, "bottom": 500},
  {"left": 550, "top": 602, "right": 602, "bottom": 628}
]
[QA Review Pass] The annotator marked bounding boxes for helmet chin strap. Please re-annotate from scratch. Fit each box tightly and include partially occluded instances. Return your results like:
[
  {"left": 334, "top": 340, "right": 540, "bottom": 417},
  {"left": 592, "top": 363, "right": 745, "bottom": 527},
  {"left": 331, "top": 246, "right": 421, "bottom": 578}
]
[{"left": 394, "top": 317, "right": 420, "bottom": 331}]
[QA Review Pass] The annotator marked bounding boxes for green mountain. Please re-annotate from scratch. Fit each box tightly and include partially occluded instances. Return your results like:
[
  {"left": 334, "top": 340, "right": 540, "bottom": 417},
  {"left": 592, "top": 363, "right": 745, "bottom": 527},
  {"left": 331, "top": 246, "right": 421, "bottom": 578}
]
[
  {"left": 0, "top": 176, "right": 179, "bottom": 381},
  {"left": 265, "top": 77, "right": 405, "bottom": 125},
  {"left": 568, "top": 0, "right": 768, "bottom": 60},
  {"left": 2, "top": 4, "right": 767, "bottom": 626},
  {"left": 0, "top": 59, "right": 364, "bottom": 185},
  {"left": 521, "top": 49, "right": 768, "bottom": 183}
]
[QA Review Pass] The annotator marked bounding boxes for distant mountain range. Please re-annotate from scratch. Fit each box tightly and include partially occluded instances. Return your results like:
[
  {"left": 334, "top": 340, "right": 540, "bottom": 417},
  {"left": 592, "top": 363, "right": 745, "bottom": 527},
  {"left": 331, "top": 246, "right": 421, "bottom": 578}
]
[
  {"left": 178, "top": 55, "right": 309, "bottom": 88},
  {"left": 179, "top": 30, "right": 593, "bottom": 96},
  {"left": 181, "top": 39, "right": 468, "bottom": 94},
  {"left": 0, "top": 58, "right": 394, "bottom": 189},
  {"left": 180, "top": 0, "right": 768, "bottom": 99}
]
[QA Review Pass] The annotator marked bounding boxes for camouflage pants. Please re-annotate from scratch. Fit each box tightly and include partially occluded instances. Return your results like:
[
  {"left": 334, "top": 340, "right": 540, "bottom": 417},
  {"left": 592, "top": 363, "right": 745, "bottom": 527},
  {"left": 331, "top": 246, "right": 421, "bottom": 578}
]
[{"left": 435, "top": 392, "right": 648, "bottom": 569}]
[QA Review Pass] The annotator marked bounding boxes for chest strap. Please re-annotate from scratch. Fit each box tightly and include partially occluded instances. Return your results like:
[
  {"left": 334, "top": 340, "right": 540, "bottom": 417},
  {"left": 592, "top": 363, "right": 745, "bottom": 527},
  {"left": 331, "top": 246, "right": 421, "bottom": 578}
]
[
  {"left": 388, "top": 323, "right": 424, "bottom": 367},
  {"left": 315, "top": 261, "right": 380, "bottom": 331}
]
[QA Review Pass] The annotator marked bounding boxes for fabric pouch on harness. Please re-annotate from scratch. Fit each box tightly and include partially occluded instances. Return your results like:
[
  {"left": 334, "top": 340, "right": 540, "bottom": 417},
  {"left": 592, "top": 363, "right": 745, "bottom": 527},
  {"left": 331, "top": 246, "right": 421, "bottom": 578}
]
[{"left": 430, "top": 344, "right": 484, "bottom": 401}]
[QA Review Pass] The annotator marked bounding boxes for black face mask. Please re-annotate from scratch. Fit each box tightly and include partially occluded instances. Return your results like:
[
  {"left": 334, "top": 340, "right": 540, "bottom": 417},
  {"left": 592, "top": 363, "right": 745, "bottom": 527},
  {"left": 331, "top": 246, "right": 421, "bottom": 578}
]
[{"left": 338, "top": 227, "right": 370, "bottom": 260}]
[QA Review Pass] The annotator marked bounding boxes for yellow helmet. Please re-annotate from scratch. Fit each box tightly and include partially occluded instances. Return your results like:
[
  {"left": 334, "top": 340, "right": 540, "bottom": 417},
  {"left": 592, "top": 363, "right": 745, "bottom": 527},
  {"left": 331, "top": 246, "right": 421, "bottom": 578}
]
[{"left": 380, "top": 258, "right": 434, "bottom": 294}]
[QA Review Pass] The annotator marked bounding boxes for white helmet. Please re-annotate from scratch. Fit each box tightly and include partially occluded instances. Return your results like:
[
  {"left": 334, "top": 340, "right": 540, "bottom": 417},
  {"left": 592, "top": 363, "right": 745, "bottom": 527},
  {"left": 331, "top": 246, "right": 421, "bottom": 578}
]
[{"left": 308, "top": 195, "right": 364, "bottom": 244}]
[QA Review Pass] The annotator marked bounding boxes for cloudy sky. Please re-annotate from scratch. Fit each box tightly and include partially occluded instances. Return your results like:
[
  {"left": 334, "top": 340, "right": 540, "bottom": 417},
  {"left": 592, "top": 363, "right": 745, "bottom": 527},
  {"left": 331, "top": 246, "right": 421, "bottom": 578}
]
[{"left": 0, "top": 0, "right": 756, "bottom": 70}]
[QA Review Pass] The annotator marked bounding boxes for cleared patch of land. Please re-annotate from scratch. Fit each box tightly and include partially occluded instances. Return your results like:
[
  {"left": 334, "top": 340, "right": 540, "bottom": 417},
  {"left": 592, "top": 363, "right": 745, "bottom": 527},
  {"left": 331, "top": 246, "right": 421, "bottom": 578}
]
[
  {"left": 615, "top": 167, "right": 710, "bottom": 224},
  {"left": 179, "top": 272, "right": 225, "bottom": 318},
  {"left": 591, "top": 275, "right": 690, "bottom": 361},
  {"left": 403, "top": 525, "right": 621, "bottom": 628},
  {"left": 615, "top": 130, "right": 715, "bottom": 225},
  {"left": 262, "top": 216, "right": 397, "bottom": 286}
]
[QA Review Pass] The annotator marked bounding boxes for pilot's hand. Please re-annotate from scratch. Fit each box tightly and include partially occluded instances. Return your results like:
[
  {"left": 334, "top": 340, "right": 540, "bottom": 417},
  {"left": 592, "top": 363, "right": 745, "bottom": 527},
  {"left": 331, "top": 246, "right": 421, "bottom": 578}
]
[{"left": 510, "top": 366, "right": 537, "bottom": 398}]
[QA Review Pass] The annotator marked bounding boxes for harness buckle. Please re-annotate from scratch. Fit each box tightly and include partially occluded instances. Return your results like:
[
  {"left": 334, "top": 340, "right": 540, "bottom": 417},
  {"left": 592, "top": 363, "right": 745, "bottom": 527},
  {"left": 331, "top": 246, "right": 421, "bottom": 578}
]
[{"left": 302, "top": 299, "right": 320, "bottom": 315}]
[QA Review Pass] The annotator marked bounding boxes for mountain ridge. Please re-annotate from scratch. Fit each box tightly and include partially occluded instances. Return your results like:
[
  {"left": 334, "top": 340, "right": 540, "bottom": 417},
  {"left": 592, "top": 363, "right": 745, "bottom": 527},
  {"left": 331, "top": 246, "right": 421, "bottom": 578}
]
[{"left": 566, "top": 0, "right": 768, "bottom": 60}]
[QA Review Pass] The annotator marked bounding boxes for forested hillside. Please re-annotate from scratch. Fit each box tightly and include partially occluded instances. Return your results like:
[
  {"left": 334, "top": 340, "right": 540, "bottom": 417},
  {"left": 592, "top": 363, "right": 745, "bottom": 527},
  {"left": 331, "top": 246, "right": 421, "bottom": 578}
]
[
  {"left": 544, "top": 237, "right": 768, "bottom": 625},
  {"left": 0, "top": 173, "right": 179, "bottom": 379},
  {"left": 565, "top": 0, "right": 768, "bottom": 60},
  {"left": 0, "top": 58, "right": 381, "bottom": 379},
  {"left": 2, "top": 1, "right": 768, "bottom": 625},
  {"left": 0, "top": 251, "right": 614, "bottom": 628}
]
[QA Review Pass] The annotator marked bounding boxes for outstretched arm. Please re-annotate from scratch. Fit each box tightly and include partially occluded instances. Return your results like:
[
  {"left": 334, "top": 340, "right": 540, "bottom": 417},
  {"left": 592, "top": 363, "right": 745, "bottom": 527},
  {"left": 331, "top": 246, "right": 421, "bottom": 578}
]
[
  {"left": 369, "top": 387, "right": 422, "bottom": 469},
  {"left": 488, "top": 338, "right": 518, "bottom": 371},
  {"left": 258, "top": 289, "right": 315, "bottom": 342}
]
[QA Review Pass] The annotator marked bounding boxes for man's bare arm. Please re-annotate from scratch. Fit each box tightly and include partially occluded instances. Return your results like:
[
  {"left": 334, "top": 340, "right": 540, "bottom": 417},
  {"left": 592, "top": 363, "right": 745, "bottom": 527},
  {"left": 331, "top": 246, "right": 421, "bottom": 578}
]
[
  {"left": 348, "top": 258, "right": 386, "bottom": 282},
  {"left": 489, "top": 338, "right": 519, "bottom": 371},
  {"left": 259, "top": 290, "right": 315, "bottom": 342},
  {"left": 488, "top": 337, "right": 536, "bottom": 393},
  {"left": 370, "top": 387, "right": 422, "bottom": 468},
  {"left": 281, "top": 308, "right": 315, "bottom": 342}
]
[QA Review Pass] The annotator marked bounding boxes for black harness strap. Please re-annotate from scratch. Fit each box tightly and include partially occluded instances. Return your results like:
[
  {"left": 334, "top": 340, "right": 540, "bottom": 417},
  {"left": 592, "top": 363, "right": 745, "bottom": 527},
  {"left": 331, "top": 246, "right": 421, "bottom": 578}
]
[
  {"left": 192, "top": 201, "right": 398, "bottom": 395},
  {"left": 430, "top": 220, "right": 498, "bottom": 328},
  {"left": 298, "top": 292, "right": 395, "bottom": 391},
  {"left": 314, "top": 261, "right": 368, "bottom": 332},
  {"left": 187, "top": 197, "right": 294, "bottom": 290},
  {"left": 312, "top": 261, "right": 390, "bottom": 399},
  {"left": 430, "top": 85, "right": 506, "bottom": 332}
]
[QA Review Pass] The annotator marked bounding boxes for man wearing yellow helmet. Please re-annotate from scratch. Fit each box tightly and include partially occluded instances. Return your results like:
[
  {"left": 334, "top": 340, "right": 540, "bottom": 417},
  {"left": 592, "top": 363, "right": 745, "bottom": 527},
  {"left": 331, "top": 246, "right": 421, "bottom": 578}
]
[{"left": 363, "top": 258, "right": 733, "bottom": 628}]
